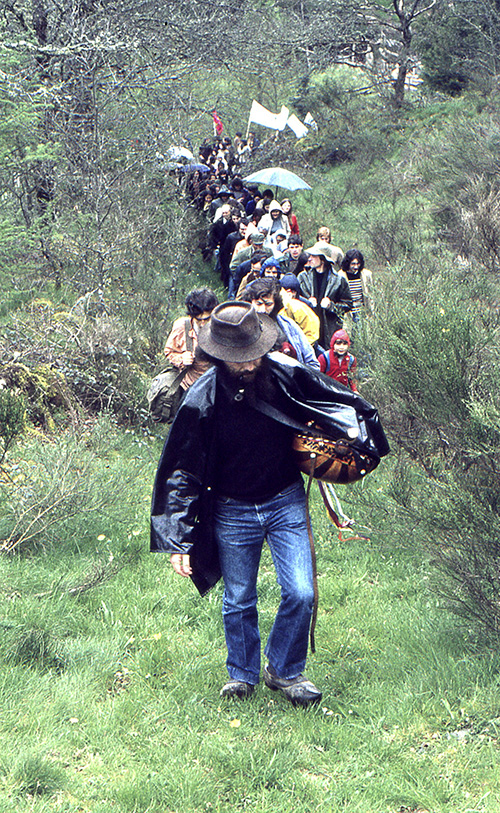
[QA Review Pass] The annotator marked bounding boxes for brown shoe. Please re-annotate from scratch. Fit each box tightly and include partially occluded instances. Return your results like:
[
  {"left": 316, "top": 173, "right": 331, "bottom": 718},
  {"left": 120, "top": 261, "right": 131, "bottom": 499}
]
[
  {"left": 263, "top": 664, "right": 322, "bottom": 707},
  {"left": 220, "top": 680, "right": 255, "bottom": 700}
]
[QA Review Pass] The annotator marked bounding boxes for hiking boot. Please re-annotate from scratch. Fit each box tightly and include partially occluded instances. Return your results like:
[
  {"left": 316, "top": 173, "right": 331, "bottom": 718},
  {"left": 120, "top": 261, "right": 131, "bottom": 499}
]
[
  {"left": 263, "top": 664, "right": 322, "bottom": 707},
  {"left": 220, "top": 680, "right": 255, "bottom": 700}
]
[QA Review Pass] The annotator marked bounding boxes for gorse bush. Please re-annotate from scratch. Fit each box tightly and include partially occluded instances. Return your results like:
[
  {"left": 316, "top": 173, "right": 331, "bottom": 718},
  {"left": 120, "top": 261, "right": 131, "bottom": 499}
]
[{"left": 368, "top": 260, "right": 500, "bottom": 637}]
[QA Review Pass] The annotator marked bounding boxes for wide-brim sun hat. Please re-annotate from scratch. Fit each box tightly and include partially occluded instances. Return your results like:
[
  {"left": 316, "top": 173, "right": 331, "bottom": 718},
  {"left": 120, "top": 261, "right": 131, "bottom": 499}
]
[
  {"left": 304, "top": 241, "right": 336, "bottom": 262},
  {"left": 197, "top": 301, "right": 278, "bottom": 362}
]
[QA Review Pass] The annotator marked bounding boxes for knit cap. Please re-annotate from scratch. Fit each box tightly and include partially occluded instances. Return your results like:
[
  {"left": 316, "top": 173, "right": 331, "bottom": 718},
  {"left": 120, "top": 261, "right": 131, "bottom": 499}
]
[
  {"left": 279, "top": 273, "right": 300, "bottom": 292},
  {"left": 260, "top": 257, "right": 281, "bottom": 276}
]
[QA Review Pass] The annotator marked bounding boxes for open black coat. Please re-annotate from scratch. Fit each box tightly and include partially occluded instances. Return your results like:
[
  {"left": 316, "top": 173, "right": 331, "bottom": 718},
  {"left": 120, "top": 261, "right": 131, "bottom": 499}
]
[{"left": 150, "top": 353, "right": 389, "bottom": 595}]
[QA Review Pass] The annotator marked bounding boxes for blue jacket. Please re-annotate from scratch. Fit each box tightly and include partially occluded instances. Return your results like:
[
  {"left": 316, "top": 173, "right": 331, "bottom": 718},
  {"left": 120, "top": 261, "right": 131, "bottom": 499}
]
[{"left": 277, "top": 313, "right": 320, "bottom": 369}]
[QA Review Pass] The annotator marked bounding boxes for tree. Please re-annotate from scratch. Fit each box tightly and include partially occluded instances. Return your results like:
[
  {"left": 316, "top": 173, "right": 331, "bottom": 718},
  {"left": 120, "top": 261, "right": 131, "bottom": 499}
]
[
  {"left": 353, "top": 0, "right": 435, "bottom": 107},
  {"left": 419, "top": 0, "right": 500, "bottom": 95},
  {"left": 0, "top": 1, "right": 200, "bottom": 297}
]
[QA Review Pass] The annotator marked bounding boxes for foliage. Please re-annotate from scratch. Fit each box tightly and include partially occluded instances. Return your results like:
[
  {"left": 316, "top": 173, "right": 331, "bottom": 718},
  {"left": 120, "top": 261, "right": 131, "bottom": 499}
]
[
  {"left": 419, "top": 0, "right": 500, "bottom": 95},
  {"left": 294, "top": 65, "right": 391, "bottom": 165},
  {"left": 418, "top": 4, "right": 481, "bottom": 95},
  {"left": 0, "top": 415, "right": 151, "bottom": 553},
  {"left": 0, "top": 297, "right": 154, "bottom": 425},
  {"left": 416, "top": 107, "right": 500, "bottom": 268},
  {"left": 366, "top": 260, "right": 500, "bottom": 637}
]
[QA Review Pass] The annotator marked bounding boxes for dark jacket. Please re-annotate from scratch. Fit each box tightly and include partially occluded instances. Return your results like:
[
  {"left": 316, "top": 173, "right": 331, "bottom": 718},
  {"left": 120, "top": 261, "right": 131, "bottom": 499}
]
[
  {"left": 297, "top": 267, "right": 353, "bottom": 347},
  {"left": 209, "top": 217, "right": 236, "bottom": 252},
  {"left": 150, "top": 353, "right": 389, "bottom": 595}
]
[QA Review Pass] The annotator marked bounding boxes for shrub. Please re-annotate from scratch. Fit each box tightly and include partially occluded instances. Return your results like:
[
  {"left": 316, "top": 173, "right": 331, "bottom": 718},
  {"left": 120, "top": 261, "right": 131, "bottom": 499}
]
[
  {"left": 0, "top": 301, "right": 152, "bottom": 425},
  {"left": 368, "top": 260, "right": 500, "bottom": 639},
  {"left": 0, "top": 415, "right": 151, "bottom": 554},
  {"left": 0, "top": 388, "right": 25, "bottom": 465}
]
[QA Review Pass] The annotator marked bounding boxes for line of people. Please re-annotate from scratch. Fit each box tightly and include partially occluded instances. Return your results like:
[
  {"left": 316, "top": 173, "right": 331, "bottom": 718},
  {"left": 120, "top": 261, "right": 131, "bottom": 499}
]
[
  {"left": 170, "top": 137, "right": 375, "bottom": 401},
  {"left": 164, "top": 240, "right": 372, "bottom": 401},
  {"left": 154, "top": 142, "right": 385, "bottom": 706}
]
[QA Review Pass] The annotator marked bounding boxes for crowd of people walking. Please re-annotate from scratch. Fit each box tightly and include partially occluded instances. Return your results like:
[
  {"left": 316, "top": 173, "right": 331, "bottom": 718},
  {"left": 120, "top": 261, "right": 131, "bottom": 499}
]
[{"left": 167, "top": 134, "right": 375, "bottom": 394}]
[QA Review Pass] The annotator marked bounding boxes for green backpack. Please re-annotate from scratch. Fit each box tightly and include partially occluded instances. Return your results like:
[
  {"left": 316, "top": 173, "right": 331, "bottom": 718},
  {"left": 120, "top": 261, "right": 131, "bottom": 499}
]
[{"left": 147, "top": 319, "right": 193, "bottom": 423}]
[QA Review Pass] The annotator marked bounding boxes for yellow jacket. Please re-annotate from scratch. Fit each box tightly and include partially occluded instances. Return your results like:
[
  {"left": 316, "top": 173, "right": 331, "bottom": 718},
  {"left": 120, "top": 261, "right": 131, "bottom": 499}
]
[{"left": 280, "top": 292, "right": 320, "bottom": 345}]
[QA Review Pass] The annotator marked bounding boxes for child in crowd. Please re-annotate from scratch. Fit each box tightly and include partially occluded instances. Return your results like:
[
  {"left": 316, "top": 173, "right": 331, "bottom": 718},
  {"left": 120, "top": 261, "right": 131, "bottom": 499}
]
[
  {"left": 269, "top": 230, "right": 289, "bottom": 262},
  {"left": 318, "top": 328, "right": 358, "bottom": 391}
]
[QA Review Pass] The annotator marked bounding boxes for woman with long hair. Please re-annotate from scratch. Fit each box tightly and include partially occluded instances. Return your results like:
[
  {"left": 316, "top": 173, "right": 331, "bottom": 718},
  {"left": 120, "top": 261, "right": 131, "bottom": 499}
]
[
  {"left": 340, "top": 249, "right": 374, "bottom": 319},
  {"left": 280, "top": 198, "right": 300, "bottom": 236}
]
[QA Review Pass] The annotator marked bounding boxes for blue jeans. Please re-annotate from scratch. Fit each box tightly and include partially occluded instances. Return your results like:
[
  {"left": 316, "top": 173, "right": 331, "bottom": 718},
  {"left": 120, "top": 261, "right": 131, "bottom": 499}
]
[
  {"left": 227, "top": 269, "right": 238, "bottom": 299},
  {"left": 214, "top": 480, "right": 314, "bottom": 685}
]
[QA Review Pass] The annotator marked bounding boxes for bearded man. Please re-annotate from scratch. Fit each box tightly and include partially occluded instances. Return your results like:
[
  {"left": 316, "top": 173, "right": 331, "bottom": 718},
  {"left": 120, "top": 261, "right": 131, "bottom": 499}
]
[{"left": 151, "top": 302, "right": 389, "bottom": 706}]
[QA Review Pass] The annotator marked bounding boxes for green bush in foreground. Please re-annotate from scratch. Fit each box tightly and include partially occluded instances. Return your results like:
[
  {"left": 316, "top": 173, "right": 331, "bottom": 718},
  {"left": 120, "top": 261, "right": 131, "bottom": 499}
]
[
  {"left": 0, "top": 414, "right": 154, "bottom": 553},
  {"left": 367, "top": 260, "right": 500, "bottom": 640}
]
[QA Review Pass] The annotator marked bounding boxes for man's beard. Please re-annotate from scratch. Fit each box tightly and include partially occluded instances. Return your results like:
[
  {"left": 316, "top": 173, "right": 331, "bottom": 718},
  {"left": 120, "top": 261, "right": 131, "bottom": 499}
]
[{"left": 222, "top": 357, "right": 264, "bottom": 383}]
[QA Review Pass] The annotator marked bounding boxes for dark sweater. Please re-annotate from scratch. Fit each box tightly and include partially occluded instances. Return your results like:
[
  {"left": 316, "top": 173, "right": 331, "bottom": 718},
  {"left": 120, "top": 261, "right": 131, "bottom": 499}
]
[{"left": 213, "top": 365, "right": 299, "bottom": 501}]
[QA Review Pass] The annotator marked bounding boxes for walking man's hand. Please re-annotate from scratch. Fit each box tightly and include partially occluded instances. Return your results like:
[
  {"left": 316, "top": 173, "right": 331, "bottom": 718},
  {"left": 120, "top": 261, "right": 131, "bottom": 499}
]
[{"left": 170, "top": 553, "right": 192, "bottom": 577}]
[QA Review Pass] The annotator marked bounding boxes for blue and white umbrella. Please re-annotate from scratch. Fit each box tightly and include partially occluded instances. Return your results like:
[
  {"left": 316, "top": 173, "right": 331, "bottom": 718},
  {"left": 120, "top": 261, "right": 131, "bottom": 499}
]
[{"left": 243, "top": 167, "right": 311, "bottom": 191}]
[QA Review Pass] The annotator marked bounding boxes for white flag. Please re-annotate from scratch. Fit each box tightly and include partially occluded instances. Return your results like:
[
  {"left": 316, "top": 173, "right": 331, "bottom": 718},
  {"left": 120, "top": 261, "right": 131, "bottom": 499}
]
[
  {"left": 286, "top": 114, "right": 309, "bottom": 138},
  {"left": 304, "top": 112, "right": 318, "bottom": 131},
  {"left": 276, "top": 106, "right": 290, "bottom": 131},
  {"left": 248, "top": 100, "right": 281, "bottom": 130}
]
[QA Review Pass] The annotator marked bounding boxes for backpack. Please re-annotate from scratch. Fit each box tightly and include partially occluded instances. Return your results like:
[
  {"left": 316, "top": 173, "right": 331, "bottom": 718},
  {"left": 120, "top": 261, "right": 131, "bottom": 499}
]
[
  {"left": 147, "top": 319, "right": 193, "bottom": 423},
  {"left": 322, "top": 351, "right": 355, "bottom": 376}
]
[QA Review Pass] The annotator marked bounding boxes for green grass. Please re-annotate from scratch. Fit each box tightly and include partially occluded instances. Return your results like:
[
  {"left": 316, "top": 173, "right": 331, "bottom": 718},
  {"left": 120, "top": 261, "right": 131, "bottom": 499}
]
[{"left": 0, "top": 441, "right": 499, "bottom": 813}]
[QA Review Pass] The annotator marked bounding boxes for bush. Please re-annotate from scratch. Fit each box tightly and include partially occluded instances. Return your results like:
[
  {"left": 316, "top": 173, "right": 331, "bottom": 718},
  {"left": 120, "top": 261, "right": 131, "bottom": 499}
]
[
  {"left": 419, "top": 109, "right": 500, "bottom": 269},
  {"left": 0, "top": 300, "right": 152, "bottom": 425},
  {"left": 0, "top": 388, "right": 25, "bottom": 464},
  {"left": 294, "top": 65, "right": 393, "bottom": 166},
  {"left": 0, "top": 415, "right": 151, "bottom": 554},
  {"left": 367, "top": 260, "right": 500, "bottom": 639}
]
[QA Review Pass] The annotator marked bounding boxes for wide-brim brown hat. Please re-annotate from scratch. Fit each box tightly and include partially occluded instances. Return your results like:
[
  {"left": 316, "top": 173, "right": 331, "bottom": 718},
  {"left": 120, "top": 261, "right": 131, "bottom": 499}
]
[{"left": 197, "top": 301, "right": 277, "bottom": 362}]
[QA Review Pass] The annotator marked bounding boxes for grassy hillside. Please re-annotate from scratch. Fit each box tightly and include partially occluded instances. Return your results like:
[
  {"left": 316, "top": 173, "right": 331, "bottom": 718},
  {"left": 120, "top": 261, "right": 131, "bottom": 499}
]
[
  {"left": 1, "top": 431, "right": 500, "bottom": 813},
  {"left": 1, "top": 46, "right": 500, "bottom": 810}
]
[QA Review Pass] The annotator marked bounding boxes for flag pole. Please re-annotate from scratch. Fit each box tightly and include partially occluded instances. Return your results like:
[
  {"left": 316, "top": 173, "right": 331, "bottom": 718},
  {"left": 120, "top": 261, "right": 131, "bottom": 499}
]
[{"left": 245, "top": 109, "right": 253, "bottom": 140}]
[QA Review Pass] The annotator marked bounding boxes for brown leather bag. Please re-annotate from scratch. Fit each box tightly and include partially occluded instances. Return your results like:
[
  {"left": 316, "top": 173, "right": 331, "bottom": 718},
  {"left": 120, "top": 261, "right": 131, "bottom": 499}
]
[{"left": 292, "top": 427, "right": 379, "bottom": 484}]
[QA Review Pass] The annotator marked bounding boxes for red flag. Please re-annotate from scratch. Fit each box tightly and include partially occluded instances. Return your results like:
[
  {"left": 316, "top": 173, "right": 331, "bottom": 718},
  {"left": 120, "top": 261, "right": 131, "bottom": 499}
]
[{"left": 212, "top": 110, "right": 223, "bottom": 136}]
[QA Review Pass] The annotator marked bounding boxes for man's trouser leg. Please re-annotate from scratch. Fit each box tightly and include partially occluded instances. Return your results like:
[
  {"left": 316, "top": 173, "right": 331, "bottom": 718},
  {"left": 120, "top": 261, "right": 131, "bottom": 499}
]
[
  {"left": 262, "top": 481, "right": 314, "bottom": 679},
  {"left": 214, "top": 481, "right": 314, "bottom": 684},
  {"left": 215, "top": 497, "right": 265, "bottom": 685}
]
